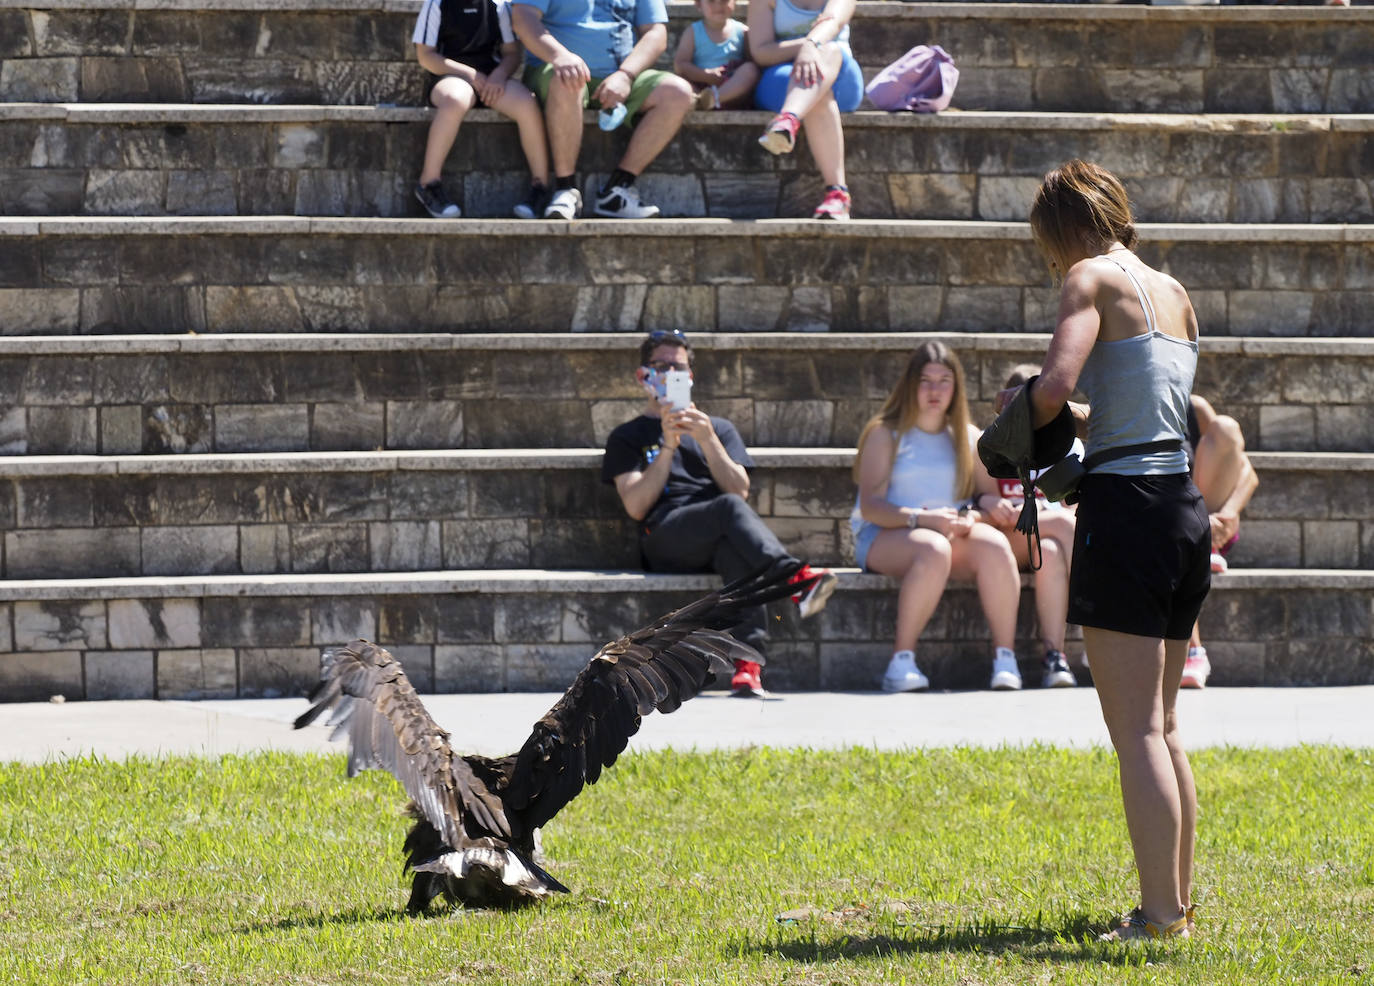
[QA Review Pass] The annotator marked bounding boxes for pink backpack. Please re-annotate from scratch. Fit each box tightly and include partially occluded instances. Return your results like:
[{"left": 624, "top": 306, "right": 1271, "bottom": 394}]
[{"left": 865, "top": 44, "right": 958, "bottom": 113}]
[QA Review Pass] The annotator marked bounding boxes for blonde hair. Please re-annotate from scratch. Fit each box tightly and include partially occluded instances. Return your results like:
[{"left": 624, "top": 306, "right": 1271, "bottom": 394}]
[
  {"left": 1029, "top": 159, "right": 1137, "bottom": 276},
  {"left": 853, "top": 341, "right": 975, "bottom": 499}
]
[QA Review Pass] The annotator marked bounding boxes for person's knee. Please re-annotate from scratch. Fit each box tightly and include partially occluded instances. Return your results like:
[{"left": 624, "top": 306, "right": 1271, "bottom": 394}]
[
  {"left": 432, "top": 79, "right": 475, "bottom": 113},
  {"left": 646, "top": 73, "right": 694, "bottom": 116},
  {"left": 905, "top": 533, "right": 953, "bottom": 573},
  {"left": 1210, "top": 414, "right": 1246, "bottom": 454}
]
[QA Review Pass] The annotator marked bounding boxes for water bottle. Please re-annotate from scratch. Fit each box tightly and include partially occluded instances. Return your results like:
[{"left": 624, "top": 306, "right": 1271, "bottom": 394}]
[{"left": 598, "top": 102, "right": 627, "bottom": 131}]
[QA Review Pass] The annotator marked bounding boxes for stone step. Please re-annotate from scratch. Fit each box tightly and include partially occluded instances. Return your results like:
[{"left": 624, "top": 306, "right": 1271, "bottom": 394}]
[
  {"left": 1, "top": 567, "right": 1370, "bottom": 701},
  {"left": 2, "top": 1, "right": 1369, "bottom": 112},
  {"left": 3, "top": 217, "right": 1370, "bottom": 335},
  {"left": 0, "top": 448, "right": 1367, "bottom": 578},
  {"left": 3, "top": 104, "right": 1370, "bottom": 223},
  {"left": 3, "top": 333, "right": 1372, "bottom": 455}
]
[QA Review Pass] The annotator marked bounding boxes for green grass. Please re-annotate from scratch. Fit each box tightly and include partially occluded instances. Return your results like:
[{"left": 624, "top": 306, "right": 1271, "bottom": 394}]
[{"left": 2, "top": 746, "right": 1372, "bottom": 985}]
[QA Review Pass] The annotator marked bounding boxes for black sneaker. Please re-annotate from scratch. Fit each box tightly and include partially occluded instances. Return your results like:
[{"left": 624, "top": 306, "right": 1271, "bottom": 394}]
[
  {"left": 1042, "top": 649, "right": 1076, "bottom": 688},
  {"left": 513, "top": 182, "right": 549, "bottom": 220},
  {"left": 415, "top": 181, "right": 460, "bottom": 219}
]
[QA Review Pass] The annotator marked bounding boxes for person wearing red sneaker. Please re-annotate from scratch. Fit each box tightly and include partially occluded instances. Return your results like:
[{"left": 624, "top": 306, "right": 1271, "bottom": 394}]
[
  {"left": 602, "top": 330, "right": 838, "bottom": 698},
  {"left": 748, "top": 0, "right": 862, "bottom": 219}
]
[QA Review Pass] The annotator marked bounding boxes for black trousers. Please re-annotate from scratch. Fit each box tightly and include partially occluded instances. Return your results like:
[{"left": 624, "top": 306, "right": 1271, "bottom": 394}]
[{"left": 641, "top": 495, "right": 796, "bottom": 661}]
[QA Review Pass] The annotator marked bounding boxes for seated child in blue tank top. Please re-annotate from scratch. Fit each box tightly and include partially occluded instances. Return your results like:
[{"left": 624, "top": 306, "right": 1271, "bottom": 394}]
[{"left": 672, "top": 0, "right": 761, "bottom": 110}]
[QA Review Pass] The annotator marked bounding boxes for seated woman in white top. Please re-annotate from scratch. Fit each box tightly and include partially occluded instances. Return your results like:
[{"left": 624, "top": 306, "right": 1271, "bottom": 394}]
[{"left": 851, "top": 341, "right": 1024, "bottom": 692}]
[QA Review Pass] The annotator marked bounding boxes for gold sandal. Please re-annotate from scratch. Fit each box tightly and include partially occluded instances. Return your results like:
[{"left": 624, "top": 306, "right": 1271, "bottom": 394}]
[{"left": 1099, "top": 906, "right": 1190, "bottom": 942}]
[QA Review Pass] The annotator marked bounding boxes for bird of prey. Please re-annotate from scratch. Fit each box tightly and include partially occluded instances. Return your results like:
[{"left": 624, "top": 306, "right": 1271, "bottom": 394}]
[{"left": 294, "top": 561, "right": 817, "bottom": 909}]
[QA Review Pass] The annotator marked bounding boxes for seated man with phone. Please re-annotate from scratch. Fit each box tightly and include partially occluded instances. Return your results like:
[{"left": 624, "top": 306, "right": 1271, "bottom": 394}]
[{"left": 601, "top": 329, "right": 838, "bottom": 697}]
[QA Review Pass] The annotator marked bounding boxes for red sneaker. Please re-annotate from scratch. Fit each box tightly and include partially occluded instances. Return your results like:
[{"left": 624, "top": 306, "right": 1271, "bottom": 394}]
[
  {"left": 813, "top": 185, "right": 851, "bottom": 221},
  {"left": 758, "top": 112, "right": 800, "bottom": 155},
  {"left": 789, "top": 564, "right": 837, "bottom": 619},
  {"left": 730, "top": 659, "right": 765, "bottom": 698}
]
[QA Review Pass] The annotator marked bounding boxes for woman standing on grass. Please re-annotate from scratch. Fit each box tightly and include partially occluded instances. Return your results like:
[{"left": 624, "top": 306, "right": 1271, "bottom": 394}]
[{"left": 1004, "top": 160, "right": 1210, "bottom": 941}]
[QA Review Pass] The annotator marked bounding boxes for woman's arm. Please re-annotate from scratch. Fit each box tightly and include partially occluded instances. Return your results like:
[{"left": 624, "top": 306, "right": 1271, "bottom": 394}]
[
  {"left": 856, "top": 428, "right": 915, "bottom": 528},
  {"left": 745, "top": 0, "right": 791, "bottom": 66},
  {"left": 1031, "top": 261, "right": 1102, "bottom": 428}
]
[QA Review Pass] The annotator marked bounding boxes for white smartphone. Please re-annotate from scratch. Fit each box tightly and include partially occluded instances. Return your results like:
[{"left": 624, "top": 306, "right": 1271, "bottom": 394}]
[{"left": 663, "top": 370, "right": 693, "bottom": 411}]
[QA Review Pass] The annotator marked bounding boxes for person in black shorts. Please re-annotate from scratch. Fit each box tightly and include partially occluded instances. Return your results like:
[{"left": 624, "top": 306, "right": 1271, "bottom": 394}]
[
  {"left": 412, "top": 0, "right": 550, "bottom": 218},
  {"left": 601, "top": 330, "right": 837, "bottom": 698},
  {"left": 1003, "top": 160, "right": 1210, "bottom": 942}
]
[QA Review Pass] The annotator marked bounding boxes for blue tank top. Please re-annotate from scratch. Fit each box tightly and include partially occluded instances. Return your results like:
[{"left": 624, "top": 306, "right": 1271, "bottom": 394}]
[
  {"left": 772, "top": 0, "right": 850, "bottom": 47},
  {"left": 691, "top": 19, "right": 746, "bottom": 69},
  {"left": 1077, "top": 256, "right": 1197, "bottom": 476}
]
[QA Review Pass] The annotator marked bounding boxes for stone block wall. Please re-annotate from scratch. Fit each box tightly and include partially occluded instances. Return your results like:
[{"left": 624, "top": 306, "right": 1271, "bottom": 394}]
[
  {"left": 3, "top": 572, "right": 1369, "bottom": 701},
  {"left": 3, "top": 110, "right": 1369, "bottom": 222},
  {"left": 2, "top": 221, "right": 1369, "bottom": 336},
  {"left": 0, "top": 452, "right": 1368, "bottom": 577},
  {"left": 2, "top": 4, "right": 1371, "bottom": 112},
  {"left": 2, "top": 335, "right": 1373, "bottom": 454}
]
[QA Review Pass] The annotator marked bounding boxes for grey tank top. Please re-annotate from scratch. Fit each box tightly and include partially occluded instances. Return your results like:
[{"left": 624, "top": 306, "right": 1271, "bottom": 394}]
[{"left": 1077, "top": 256, "right": 1197, "bottom": 476}]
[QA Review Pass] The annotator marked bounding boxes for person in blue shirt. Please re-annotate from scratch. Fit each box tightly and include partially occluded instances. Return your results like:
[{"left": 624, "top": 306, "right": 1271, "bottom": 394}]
[
  {"left": 673, "top": 0, "right": 760, "bottom": 110},
  {"left": 512, "top": 0, "right": 694, "bottom": 219}
]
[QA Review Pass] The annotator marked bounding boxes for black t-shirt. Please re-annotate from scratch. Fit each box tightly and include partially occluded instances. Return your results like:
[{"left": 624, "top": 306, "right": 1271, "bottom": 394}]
[
  {"left": 601, "top": 414, "right": 754, "bottom": 527},
  {"left": 413, "top": 0, "right": 511, "bottom": 74}
]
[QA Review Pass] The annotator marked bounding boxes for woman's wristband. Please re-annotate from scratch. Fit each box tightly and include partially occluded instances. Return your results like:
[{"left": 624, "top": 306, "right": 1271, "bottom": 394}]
[
  {"left": 907, "top": 509, "right": 921, "bottom": 530},
  {"left": 802, "top": 36, "right": 821, "bottom": 49}
]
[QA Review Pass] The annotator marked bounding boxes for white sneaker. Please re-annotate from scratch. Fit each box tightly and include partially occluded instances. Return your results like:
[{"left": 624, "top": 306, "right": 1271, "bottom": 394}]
[
  {"left": 881, "top": 651, "right": 929, "bottom": 693},
  {"left": 1181, "top": 646, "right": 1211, "bottom": 688},
  {"left": 543, "top": 187, "right": 582, "bottom": 220},
  {"left": 990, "top": 649, "right": 1023, "bottom": 691},
  {"left": 593, "top": 183, "right": 660, "bottom": 218}
]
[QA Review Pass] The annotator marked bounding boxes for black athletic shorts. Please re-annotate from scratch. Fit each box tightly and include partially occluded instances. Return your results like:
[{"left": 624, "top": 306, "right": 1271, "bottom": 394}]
[{"left": 1067, "top": 472, "right": 1211, "bottom": 640}]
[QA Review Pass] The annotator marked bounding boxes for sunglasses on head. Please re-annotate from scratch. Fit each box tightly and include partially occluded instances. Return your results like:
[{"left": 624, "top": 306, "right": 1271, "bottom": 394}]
[{"left": 647, "top": 329, "right": 689, "bottom": 344}]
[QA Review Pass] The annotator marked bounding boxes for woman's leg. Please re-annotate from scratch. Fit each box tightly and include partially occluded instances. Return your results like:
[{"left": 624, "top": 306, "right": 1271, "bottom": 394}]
[
  {"left": 489, "top": 78, "right": 551, "bottom": 187},
  {"left": 777, "top": 44, "right": 843, "bottom": 122},
  {"left": 1008, "top": 511, "right": 1073, "bottom": 653},
  {"left": 865, "top": 528, "right": 953, "bottom": 653},
  {"left": 948, "top": 524, "right": 1020, "bottom": 652},
  {"left": 1085, "top": 626, "right": 1189, "bottom": 926},
  {"left": 798, "top": 91, "right": 846, "bottom": 188},
  {"left": 421, "top": 76, "right": 477, "bottom": 185},
  {"left": 1162, "top": 636, "right": 1197, "bottom": 907}
]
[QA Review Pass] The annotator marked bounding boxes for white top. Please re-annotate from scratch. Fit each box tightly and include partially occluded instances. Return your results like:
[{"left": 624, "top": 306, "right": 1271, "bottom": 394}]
[{"left": 850, "top": 422, "right": 979, "bottom": 533}]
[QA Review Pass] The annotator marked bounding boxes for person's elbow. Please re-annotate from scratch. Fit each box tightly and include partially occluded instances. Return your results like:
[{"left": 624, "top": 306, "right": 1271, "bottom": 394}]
[
  {"left": 636, "top": 23, "right": 668, "bottom": 58},
  {"left": 1031, "top": 375, "right": 1074, "bottom": 411}
]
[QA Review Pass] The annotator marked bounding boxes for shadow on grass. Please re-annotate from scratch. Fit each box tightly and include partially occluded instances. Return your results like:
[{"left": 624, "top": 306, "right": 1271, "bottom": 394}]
[
  {"left": 752, "top": 911, "right": 1182, "bottom": 967},
  {"left": 239, "top": 904, "right": 427, "bottom": 934}
]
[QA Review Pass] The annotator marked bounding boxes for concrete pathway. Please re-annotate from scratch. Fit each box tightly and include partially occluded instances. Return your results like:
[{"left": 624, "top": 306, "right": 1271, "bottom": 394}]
[{"left": 3, "top": 687, "right": 1371, "bottom": 764}]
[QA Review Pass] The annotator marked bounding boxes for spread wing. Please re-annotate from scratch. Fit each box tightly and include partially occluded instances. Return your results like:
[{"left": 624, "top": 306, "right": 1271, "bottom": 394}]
[
  {"left": 293, "top": 640, "right": 510, "bottom": 847},
  {"left": 499, "top": 560, "right": 816, "bottom": 833}
]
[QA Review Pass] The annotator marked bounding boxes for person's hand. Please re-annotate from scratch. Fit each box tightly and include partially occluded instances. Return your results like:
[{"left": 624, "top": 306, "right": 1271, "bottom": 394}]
[
  {"left": 920, "top": 507, "right": 970, "bottom": 539},
  {"left": 995, "top": 384, "right": 1023, "bottom": 414},
  {"left": 476, "top": 71, "right": 506, "bottom": 107},
  {"left": 701, "top": 65, "right": 728, "bottom": 84},
  {"left": 552, "top": 51, "right": 591, "bottom": 89},
  {"left": 593, "top": 68, "right": 632, "bottom": 109},
  {"left": 790, "top": 40, "right": 823, "bottom": 88},
  {"left": 668, "top": 406, "right": 714, "bottom": 444},
  {"left": 984, "top": 497, "right": 1019, "bottom": 527},
  {"left": 658, "top": 402, "right": 684, "bottom": 449},
  {"left": 1211, "top": 509, "right": 1240, "bottom": 549}
]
